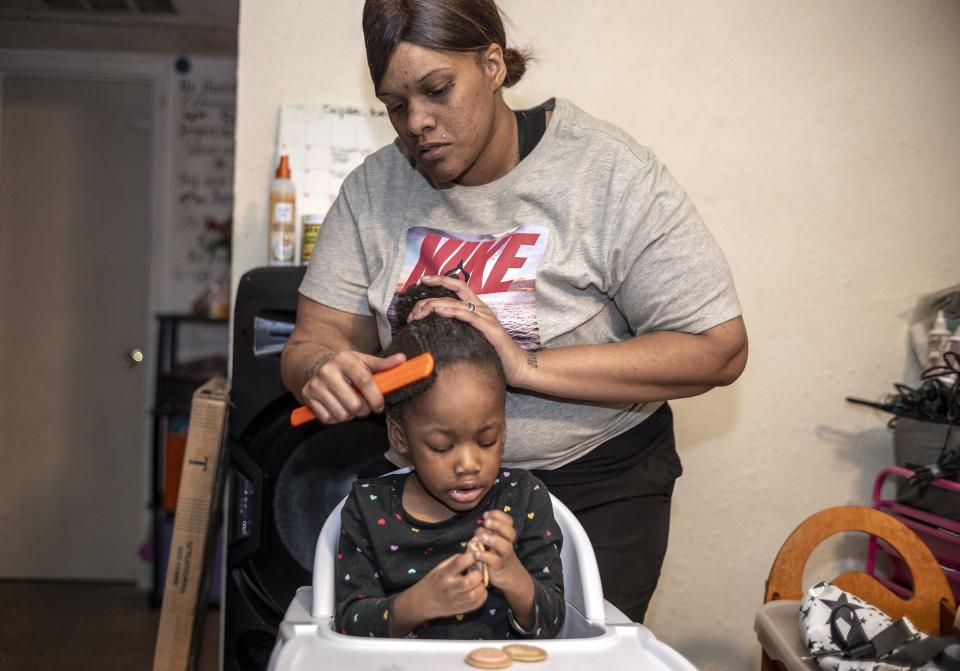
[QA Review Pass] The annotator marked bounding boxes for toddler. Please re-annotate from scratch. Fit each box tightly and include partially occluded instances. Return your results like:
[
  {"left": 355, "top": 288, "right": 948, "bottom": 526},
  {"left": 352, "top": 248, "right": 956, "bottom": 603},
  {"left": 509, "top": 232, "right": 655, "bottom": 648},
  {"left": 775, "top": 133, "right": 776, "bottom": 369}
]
[{"left": 334, "top": 284, "right": 565, "bottom": 639}]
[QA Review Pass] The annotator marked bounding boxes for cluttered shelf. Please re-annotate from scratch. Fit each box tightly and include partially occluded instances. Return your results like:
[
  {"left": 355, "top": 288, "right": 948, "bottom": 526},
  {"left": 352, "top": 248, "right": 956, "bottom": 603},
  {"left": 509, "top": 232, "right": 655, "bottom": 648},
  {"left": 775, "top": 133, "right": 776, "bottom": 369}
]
[
  {"left": 758, "top": 289, "right": 960, "bottom": 668},
  {"left": 844, "top": 299, "right": 960, "bottom": 613},
  {"left": 149, "top": 313, "right": 228, "bottom": 607},
  {"left": 156, "top": 357, "right": 229, "bottom": 415}
]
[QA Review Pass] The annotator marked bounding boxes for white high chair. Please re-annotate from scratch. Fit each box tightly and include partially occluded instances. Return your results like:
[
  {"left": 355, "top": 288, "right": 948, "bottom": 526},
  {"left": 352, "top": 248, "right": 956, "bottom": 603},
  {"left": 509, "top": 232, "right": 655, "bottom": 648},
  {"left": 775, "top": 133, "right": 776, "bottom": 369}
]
[{"left": 267, "top": 478, "right": 696, "bottom": 670}]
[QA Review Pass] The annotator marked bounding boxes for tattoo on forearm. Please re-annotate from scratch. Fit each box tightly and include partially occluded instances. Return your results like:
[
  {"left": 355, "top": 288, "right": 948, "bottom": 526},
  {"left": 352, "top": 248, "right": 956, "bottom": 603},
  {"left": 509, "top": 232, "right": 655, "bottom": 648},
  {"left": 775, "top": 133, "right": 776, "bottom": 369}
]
[
  {"left": 526, "top": 352, "right": 538, "bottom": 369},
  {"left": 304, "top": 351, "right": 336, "bottom": 385}
]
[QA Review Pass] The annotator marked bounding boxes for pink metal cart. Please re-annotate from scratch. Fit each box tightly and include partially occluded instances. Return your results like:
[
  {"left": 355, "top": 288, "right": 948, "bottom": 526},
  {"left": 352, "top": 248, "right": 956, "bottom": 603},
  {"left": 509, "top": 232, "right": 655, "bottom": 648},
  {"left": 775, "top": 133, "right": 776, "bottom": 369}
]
[{"left": 867, "top": 466, "right": 960, "bottom": 602}]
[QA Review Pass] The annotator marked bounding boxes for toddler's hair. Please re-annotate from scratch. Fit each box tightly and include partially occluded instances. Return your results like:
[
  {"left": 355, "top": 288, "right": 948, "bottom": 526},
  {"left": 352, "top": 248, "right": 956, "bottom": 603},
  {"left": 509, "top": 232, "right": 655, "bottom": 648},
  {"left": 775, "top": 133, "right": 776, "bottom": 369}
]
[{"left": 382, "top": 284, "right": 505, "bottom": 419}]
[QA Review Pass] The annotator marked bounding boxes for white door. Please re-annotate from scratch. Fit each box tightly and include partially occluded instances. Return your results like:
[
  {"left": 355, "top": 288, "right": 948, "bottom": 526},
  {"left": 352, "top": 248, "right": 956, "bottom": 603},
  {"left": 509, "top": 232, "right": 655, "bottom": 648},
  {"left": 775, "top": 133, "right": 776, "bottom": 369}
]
[{"left": 0, "top": 75, "right": 152, "bottom": 579}]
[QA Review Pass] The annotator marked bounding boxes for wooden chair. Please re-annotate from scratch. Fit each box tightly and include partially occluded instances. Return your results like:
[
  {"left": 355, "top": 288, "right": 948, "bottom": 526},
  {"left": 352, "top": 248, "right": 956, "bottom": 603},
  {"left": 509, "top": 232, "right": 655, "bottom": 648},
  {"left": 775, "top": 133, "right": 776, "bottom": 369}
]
[{"left": 755, "top": 505, "right": 957, "bottom": 671}]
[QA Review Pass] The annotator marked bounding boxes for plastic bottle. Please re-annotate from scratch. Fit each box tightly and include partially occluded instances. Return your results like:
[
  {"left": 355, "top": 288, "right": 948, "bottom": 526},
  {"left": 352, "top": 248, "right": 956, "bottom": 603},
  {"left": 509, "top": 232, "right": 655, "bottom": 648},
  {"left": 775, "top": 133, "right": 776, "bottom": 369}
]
[
  {"left": 300, "top": 214, "right": 323, "bottom": 264},
  {"left": 268, "top": 155, "right": 296, "bottom": 265},
  {"left": 927, "top": 310, "right": 950, "bottom": 368}
]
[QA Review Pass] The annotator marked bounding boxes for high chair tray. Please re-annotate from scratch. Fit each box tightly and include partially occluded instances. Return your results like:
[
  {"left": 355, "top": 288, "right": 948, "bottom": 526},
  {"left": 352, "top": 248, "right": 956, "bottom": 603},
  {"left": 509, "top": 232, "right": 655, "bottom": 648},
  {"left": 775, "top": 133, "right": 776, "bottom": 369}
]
[{"left": 269, "top": 589, "right": 695, "bottom": 671}]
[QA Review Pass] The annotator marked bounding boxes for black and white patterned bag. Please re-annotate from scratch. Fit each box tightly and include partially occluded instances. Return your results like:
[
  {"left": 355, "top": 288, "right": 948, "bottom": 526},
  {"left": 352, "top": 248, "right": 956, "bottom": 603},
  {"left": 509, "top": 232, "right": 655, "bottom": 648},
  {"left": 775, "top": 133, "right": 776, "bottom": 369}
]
[{"left": 800, "top": 582, "right": 960, "bottom": 670}]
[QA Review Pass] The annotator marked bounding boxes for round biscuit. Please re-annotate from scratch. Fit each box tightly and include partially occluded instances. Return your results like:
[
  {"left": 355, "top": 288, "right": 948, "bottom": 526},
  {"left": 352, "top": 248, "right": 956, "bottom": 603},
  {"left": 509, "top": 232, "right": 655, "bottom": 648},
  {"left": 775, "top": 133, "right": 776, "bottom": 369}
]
[
  {"left": 502, "top": 643, "right": 548, "bottom": 662},
  {"left": 465, "top": 646, "right": 513, "bottom": 669},
  {"left": 466, "top": 540, "right": 489, "bottom": 586}
]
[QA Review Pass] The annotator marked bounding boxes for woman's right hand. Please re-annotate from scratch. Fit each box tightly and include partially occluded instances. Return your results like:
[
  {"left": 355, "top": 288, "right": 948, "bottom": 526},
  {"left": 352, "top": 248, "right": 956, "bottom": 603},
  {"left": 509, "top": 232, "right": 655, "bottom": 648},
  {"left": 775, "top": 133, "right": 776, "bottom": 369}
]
[{"left": 300, "top": 350, "right": 407, "bottom": 424}]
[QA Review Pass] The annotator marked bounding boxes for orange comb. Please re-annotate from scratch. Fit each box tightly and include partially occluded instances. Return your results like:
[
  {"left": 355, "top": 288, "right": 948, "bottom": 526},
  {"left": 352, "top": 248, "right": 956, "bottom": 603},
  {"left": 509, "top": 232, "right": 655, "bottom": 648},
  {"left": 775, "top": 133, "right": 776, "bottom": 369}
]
[{"left": 289, "top": 352, "right": 435, "bottom": 427}]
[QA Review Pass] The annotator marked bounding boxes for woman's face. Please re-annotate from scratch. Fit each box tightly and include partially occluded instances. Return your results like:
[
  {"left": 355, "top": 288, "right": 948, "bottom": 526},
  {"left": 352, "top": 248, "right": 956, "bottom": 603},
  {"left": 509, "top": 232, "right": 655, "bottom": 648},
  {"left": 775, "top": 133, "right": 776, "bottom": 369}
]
[{"left": 376, "top": 41, "right": 507, "bottom": 186}]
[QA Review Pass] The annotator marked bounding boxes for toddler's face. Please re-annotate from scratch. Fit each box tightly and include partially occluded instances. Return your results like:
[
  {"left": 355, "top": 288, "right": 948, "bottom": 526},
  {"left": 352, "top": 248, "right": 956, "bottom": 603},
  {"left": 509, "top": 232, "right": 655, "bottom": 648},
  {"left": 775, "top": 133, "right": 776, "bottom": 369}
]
[{"left": 394, "top": 362, "right": 505, "bottom": 513}]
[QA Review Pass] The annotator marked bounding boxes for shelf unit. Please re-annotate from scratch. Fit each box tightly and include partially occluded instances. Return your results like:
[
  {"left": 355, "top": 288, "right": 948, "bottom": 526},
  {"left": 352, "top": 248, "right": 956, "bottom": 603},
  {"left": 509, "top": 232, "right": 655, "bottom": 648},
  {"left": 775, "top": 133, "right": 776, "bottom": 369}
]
[
  {"left": 867, "top": 466, "right": 960, "bottom": 603},
  {"left": 150, "top": 313, "right": 228, "bottom": 607}
]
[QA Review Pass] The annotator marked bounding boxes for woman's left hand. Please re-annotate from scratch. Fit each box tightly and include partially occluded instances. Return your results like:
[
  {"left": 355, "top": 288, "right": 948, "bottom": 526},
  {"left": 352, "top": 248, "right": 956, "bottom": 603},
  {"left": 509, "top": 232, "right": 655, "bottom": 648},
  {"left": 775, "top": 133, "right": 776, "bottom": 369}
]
[{"left": 408, "top": 275, "right": 531, "bottom": 387}]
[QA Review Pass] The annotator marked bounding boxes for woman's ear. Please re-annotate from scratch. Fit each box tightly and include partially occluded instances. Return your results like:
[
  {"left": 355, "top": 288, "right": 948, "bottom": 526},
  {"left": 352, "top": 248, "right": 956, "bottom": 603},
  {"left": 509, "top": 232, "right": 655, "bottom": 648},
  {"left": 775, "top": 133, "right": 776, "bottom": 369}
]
[
  {"left": 387, "top": 416, "right": 410, "bottom": 457},
  {"left": 479, "top": 43, "right": 507, "bottom": 92}
]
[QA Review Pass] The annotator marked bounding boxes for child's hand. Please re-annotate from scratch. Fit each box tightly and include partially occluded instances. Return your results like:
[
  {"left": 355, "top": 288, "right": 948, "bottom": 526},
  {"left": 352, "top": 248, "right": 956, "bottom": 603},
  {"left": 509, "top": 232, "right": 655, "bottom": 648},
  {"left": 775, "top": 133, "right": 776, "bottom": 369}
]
[
  {"left": 408, "top": 550, "right": 488, "bottom": 621},
  {"left": 470, "top": 510, "right": 528, "bottom": 591}
]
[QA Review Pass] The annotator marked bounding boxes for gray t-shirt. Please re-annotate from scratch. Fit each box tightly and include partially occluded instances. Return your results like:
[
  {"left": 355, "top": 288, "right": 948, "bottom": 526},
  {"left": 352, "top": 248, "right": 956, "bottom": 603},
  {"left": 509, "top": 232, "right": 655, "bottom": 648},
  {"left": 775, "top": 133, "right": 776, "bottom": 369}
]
[{"left": 300, "top": 98, "right": 741, "bottom": 470}]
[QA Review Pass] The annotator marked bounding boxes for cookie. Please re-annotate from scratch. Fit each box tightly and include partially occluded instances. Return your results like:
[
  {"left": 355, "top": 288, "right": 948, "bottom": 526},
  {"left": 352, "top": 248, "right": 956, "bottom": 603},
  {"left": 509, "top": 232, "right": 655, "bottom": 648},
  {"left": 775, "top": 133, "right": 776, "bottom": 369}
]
[
  {"left": 502, "top": 644, "right": 548, "bottom": 663},
  {"left": 465, "top": 646, "right": 513, "bottom": 669},
  {"left": 466, "top": 540, "right": 489, "bottom": 587}
]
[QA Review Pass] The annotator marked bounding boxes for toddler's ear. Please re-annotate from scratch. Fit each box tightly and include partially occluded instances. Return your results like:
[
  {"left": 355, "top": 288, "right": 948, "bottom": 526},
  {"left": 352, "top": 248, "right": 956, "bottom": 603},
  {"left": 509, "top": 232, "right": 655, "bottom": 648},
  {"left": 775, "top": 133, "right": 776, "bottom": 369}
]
[{"left": 386, "top": 416, "right": 409, "bottom": 456}]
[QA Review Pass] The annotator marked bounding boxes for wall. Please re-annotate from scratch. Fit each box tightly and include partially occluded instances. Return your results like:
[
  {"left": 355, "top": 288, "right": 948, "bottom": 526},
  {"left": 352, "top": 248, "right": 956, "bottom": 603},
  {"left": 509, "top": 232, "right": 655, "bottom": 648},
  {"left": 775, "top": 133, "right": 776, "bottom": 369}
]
[{"left": 232, "top": 1, "right": 960, "bottom": 667}]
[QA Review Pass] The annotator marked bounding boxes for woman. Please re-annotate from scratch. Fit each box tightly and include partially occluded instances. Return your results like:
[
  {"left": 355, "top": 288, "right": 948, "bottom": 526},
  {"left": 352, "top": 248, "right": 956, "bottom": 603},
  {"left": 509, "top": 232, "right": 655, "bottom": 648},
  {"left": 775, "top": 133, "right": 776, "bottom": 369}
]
[{"left": 281, "top": 0, "right": 748, "bottom": 623}]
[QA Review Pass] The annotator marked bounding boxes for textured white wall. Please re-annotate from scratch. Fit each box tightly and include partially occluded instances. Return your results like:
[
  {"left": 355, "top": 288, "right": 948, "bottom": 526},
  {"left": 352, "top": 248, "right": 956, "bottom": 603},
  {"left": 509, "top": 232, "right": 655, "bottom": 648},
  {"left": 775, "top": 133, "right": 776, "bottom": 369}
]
[{"left": 233, "top": 1, "right": 960, "bottom": 667}]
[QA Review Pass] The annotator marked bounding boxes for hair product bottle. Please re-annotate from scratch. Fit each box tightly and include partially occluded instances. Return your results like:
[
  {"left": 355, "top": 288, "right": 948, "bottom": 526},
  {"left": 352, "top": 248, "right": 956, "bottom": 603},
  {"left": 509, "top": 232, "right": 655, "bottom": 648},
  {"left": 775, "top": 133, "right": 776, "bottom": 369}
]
[
  {"left": 300, "top": 213, "right": 323, "bottom": 265},
  {"left": 268, "top": 155, "right": 296, "bottom": 265}
]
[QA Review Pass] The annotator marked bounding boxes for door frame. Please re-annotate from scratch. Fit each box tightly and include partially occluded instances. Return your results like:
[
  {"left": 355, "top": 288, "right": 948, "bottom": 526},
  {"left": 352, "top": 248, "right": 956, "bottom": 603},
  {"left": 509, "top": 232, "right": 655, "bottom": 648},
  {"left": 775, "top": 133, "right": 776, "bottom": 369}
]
[{"left": 0, "top": 49, "right": 172, "bottom": 584}]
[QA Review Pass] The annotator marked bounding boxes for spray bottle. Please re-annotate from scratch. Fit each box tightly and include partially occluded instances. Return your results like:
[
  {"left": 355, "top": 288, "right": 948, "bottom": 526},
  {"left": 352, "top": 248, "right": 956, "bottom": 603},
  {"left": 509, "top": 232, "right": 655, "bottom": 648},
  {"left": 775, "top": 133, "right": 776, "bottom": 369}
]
[
  {"left": 927, "top": 310, "right": 950, "bottom": 368},
  {"left": 268, "top": 155, "right": 296, "bottom": 265}
]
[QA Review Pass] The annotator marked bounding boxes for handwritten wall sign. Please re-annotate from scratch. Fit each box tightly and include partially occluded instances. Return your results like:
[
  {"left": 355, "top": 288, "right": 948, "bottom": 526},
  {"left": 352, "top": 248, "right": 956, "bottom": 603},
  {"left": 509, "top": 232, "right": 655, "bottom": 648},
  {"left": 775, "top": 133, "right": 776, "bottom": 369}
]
[{"left": 169, "top": 60, "right": 235, "bottom": 309}]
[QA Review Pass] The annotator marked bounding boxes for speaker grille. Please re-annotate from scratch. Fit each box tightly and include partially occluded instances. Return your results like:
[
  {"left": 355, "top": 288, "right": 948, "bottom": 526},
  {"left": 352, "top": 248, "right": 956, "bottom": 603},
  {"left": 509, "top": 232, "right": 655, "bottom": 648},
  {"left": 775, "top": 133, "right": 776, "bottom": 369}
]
[
  {"left": 230, "top": 401, "right": 390, "bottom": 615},
  {"left": 274, "top": 421, "right": 392, "bottom": 572}
]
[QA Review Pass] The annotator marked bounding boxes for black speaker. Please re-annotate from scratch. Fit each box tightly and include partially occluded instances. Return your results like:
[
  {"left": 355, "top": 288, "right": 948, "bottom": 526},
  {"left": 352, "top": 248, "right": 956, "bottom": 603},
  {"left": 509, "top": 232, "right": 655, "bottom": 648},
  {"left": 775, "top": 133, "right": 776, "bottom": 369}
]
[{"left": 223, "top": 267, "right": 390, "bottom": 671}]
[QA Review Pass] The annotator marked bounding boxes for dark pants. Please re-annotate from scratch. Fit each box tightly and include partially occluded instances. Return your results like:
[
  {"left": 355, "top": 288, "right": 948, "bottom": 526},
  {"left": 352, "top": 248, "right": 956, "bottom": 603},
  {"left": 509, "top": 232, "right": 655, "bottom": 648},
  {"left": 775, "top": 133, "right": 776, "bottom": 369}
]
[{"left": 534, "top": 432, "right": 680, "bottom": 623}]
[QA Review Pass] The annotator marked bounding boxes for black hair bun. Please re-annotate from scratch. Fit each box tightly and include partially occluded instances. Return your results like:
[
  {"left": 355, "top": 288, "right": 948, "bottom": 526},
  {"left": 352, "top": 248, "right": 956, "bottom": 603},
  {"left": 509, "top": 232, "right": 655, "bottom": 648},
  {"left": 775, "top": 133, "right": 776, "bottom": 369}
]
[
  {"left": 381, "top": 280, "right": 505, "bottom": 419},
  {"left": 393, "top": 283, "right": 459, "bottom": 326}
]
